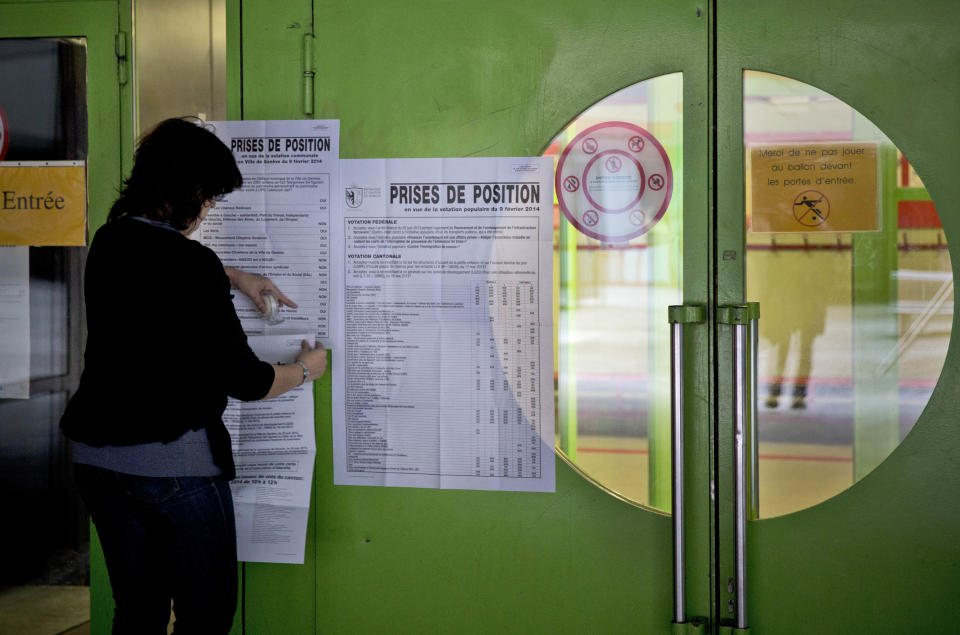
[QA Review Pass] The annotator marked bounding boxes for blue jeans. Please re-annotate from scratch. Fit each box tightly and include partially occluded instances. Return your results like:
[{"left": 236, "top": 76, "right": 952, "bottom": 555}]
[{"left": 75, "top": 464, "right": 238, "bottom": 635}]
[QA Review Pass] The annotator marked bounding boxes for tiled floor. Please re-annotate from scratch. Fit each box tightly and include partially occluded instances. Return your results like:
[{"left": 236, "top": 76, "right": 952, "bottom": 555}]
[{"left": 0, "top": 585, "right": 89, "bottom": 635}]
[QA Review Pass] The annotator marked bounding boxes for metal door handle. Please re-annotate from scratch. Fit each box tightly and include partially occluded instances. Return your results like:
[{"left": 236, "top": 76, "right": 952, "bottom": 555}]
[
  {"left": 668, "top": 305, "right": 704, "bottom": 625},
  {"left": 748, "top": 302, "right": 760, "bottom": 520},
  {"left": 733, "top": 319, "right": 749, "bottom": 630},
  {"left": 718, "top": 304, "right": 752, "bottom": 630}
]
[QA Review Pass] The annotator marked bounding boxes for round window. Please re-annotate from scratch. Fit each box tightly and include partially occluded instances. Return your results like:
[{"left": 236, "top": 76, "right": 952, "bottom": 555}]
[{"left": 744, "top": 71, "right": 950, "bottom": 517}]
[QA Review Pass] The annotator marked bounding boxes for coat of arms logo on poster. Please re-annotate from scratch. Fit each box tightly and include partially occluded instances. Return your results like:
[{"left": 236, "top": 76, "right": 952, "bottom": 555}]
[{"left": 345, "top": 187, "right": 363, "bottom": 208}]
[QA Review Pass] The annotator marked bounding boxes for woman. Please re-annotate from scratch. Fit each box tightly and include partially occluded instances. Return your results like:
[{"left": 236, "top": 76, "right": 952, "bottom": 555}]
[{"left": 60, "top": 117, "right": 327, "bottom": 634}]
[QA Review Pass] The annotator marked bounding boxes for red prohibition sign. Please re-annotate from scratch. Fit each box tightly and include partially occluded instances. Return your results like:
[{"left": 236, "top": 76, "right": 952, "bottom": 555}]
[
  {"left": 555, "top": 121, "right": 673, "bottom": 244},
  {"left": 605, "top": 155, "right": 622, "bottom": 172}
]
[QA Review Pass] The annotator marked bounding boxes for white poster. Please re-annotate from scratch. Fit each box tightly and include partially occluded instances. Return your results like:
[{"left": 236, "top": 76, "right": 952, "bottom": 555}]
[
  {"left": 332, "top": 157, "right": 555, "bottom": 492},
  {"left": 0, "top": 246, "right": 29, "bottom": 399},
  {"left": 224, "top": 334, "right": 316, "bottom": 564},
  {"left": 199, "top": 120, "right": 339, "bottom": 346}
]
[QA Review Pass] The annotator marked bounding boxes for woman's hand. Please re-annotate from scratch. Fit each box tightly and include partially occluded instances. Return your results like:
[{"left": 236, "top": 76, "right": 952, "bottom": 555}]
[
  {"left": 224, "top": 266, "right": 297, "bottom": 313},
  {"left": 296, "top": 340, "right": 327, "bottom": 381},
  {"left": 262, "top": 341, "right": 327, "bottom": 400}
]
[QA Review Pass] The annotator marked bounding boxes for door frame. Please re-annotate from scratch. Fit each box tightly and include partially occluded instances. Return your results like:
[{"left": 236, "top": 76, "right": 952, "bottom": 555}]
[{"left": 0, "top": 0, "right": 134, "bottom": 627}]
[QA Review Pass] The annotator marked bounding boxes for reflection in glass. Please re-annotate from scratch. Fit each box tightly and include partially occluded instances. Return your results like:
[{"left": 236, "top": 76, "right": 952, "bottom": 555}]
[
  {"left": 744, "top": 71, "right": 951, "bottom": 518},
  {"left": 547, "top": 74, "right": 683, "bottom": 511},
  {"left": 0, "top": 38, "right": 88, "bottom": 582},
  {"left": 0, "top": 38, "right": 87, "bottom": 160},
  {"left": 0, "top": 38, "right": 87, "bottom": 379}
]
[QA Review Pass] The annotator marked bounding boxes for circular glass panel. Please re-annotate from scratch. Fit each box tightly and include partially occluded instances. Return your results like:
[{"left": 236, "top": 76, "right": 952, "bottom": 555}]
[
  {"left": 546, "top": 74, "right": 683, "bottom": 512},
  {"left": 744, "top": 71, "right": 951, "bottom": 517}
]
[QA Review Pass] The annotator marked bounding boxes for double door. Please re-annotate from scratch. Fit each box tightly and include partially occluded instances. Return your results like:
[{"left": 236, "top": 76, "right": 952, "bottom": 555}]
[{"left": 252, "top": 1, "right": 956, "bottom": 632}]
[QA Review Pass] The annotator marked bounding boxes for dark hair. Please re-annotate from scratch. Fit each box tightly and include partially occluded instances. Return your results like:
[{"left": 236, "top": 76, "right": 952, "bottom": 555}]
[{"left": 108, "top": 117, "right": 242, "bottom": 230}]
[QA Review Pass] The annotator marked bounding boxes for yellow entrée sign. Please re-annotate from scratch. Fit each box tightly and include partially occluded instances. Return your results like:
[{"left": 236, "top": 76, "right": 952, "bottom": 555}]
[
  {"left": 748, "top": 142, "right": 878, "bottom": 233},
  {"left": 0, "top": 162, "right": 87, "bottom": 245}
]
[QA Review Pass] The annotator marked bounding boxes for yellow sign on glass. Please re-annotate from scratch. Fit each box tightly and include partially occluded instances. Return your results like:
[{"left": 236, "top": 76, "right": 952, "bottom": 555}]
[
  {"left": 0, "top": 161, "right": 87, "bottom": 245},
  {"left": 748, "top": 142, "right": 878, "bottom": 233}
]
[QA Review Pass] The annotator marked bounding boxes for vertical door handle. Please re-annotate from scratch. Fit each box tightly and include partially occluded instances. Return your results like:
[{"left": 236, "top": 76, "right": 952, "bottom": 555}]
[
  {"left": 748, "top": 302, "right": 760, "bottom": 520},
  {"left": 718, "top": 305, "right": 752, "bottom": 630},
  {"left": 668, "top": 305, "right": 705, "bottom": 626}
]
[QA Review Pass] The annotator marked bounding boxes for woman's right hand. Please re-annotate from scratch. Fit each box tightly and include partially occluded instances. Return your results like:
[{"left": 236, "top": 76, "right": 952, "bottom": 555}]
[
  {"left": 263, "top": 340, "right": 328, "bottom": 399},
  {"left": 296, "top": 340, "right": 327, "bottom": 381}
]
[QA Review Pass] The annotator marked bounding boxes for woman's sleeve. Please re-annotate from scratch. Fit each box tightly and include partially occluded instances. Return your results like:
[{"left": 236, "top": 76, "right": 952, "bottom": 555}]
[{"left": 199, "top": 248, "right": 276, "bottom": 401}]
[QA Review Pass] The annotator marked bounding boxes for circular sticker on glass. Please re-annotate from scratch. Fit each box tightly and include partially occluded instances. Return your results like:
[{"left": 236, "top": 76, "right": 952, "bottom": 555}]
[{"left": 555, "top": 121, "right": 673, "bottom": 242}]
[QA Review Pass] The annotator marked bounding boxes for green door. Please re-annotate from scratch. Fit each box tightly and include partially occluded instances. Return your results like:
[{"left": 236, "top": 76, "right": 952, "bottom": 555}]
[
  {"left": 717, "top": 1, "right": 960, "bottom": 633},
  {"left": 237, "top": 1, "right": 712, "bottom": 633},
  {"left": 186, "top": 0, "right": 960, "bottom": 632}
]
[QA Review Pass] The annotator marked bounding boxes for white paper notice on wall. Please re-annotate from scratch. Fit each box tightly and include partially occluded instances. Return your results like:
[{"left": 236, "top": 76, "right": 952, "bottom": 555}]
[
  {"left": 198, "top": 120, "right": 339, "bottom": 347},
  {"left": 0, "top": 246, "right": 29, "bottom": 399},
  {"left": 331, "top": 157, "right": 556, "bottom": 493},
  {"left": 223, "top": 333, "right": 316, "bottom": 564}
]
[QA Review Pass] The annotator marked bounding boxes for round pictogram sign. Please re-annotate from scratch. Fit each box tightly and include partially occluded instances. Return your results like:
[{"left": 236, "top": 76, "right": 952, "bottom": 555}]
[
  {"left": 792, "top": 190, "right": 830, "bottom": 227},
  {"left": 0, "top": 104, "right": 9, "bottom": 161},
  {"left": 556, "top": 121, "right": 673, "bottom": 242}
]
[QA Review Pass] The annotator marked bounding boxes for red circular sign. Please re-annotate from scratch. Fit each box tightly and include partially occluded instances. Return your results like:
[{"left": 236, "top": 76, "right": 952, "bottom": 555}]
[
  {"left": 0, "top": 104, "right": 9, "bottom": 161},
  {"left": 555, "top": 121, "right": 673, "bottom": 243}
]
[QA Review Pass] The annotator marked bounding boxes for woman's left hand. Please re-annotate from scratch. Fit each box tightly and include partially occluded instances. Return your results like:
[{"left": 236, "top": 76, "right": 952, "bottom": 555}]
[{"left": 224, "top": 267, "right": 298, "bottom": 313}]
